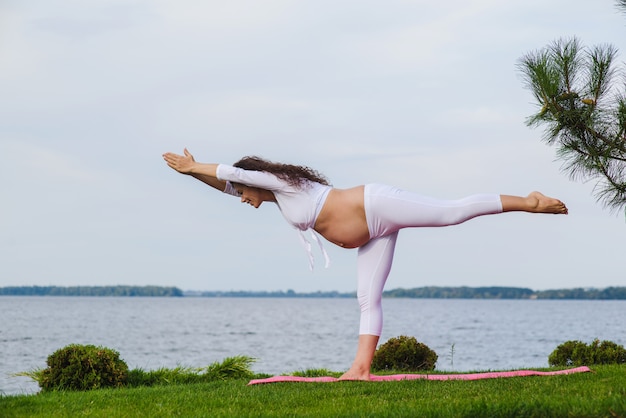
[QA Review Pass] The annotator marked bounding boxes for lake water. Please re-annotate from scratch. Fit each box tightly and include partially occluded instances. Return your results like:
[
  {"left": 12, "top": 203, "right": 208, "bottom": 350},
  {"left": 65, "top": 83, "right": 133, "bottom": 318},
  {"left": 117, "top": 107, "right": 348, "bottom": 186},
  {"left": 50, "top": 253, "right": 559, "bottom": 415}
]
[{"left": 1, "top": 297, "right": 624, "bottom": 395}]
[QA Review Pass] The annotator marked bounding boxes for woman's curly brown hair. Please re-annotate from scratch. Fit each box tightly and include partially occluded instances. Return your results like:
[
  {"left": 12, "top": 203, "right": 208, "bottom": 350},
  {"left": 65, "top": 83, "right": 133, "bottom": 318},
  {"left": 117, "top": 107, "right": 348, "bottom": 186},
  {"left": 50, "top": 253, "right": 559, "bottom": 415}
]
[{"left": 233, "top": 156, "right": 330, "bottom": 187}]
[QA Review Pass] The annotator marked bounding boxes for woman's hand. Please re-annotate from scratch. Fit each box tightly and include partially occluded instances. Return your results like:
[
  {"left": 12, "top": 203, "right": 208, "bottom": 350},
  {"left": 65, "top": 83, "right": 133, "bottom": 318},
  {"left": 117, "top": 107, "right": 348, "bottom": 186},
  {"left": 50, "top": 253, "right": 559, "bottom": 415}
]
[
  {"left": 162, "top": 149, "right": 222, "bottom": 190},
  {"left": 163, "top": 148, "right": 196, "bottom": 174}
]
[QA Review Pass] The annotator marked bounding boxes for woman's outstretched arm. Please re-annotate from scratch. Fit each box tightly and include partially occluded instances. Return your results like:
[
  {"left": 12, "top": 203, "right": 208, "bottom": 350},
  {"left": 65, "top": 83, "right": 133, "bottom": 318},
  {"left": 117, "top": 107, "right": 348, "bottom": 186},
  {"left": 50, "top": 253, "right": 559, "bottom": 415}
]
[{"left": 162, "top": 148, "right": 226, "bottom": 192}]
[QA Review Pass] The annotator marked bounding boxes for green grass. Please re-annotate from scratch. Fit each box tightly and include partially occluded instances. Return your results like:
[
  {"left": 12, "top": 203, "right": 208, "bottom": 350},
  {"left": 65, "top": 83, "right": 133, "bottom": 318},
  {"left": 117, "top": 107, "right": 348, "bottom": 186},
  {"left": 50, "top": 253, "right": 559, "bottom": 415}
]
[{"left": 2, "top": 365, "right": 625, "bottom": 417}]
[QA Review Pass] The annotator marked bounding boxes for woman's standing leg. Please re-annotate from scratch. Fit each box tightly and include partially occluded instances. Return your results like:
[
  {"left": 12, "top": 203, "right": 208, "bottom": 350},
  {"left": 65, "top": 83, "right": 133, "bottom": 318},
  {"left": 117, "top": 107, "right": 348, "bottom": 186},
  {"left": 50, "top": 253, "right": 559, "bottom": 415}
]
[{"left": 340, "top": 232, "right": 398, "bottom": 381}]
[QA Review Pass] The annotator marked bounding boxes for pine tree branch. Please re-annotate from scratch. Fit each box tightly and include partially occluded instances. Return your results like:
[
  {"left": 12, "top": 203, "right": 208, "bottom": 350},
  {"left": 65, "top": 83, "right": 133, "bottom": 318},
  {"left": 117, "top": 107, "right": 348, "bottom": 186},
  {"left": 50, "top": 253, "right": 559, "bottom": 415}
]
[{"left": 519, "top": 33, "right": 626, "bottom": 211}]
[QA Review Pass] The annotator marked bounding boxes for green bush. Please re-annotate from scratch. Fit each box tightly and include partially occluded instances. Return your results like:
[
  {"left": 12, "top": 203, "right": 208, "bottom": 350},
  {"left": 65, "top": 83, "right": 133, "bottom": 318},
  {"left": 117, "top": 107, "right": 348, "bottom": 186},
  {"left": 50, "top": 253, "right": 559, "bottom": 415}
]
[
  {"left": 548, "top": 340, "right": 589, "bottom": 366},
  {"left": 371, "top": 335, "right": 438, "bottom": 372},
  {"left": 549, "top": 339, "right": 626, "bottom": 367},
  {"left": 39, "top": 344, "right": 128, "bottom": 391}
]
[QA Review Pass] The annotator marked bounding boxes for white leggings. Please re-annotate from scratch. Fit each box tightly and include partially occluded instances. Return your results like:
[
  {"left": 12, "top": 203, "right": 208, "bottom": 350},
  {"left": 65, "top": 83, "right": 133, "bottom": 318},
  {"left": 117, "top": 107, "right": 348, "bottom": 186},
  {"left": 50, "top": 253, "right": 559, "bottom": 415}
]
[{"left": 357, "top": 183, "right": 503, "bottom": 335}]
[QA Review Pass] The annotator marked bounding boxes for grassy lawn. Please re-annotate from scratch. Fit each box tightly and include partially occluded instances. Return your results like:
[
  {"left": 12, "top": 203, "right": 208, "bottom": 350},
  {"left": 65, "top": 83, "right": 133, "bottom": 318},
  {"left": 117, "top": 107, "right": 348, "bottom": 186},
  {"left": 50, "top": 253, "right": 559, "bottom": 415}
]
[{"left": 2, "top": 365, "right": 625, "bottom": 417}]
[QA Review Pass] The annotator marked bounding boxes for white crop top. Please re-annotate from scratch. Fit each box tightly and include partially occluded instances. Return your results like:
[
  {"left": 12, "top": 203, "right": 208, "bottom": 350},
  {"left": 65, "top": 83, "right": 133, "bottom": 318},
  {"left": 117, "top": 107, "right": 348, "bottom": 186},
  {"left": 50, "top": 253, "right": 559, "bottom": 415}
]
[{"left": 216, "top": 164, "right": 332, "bottom": 269}]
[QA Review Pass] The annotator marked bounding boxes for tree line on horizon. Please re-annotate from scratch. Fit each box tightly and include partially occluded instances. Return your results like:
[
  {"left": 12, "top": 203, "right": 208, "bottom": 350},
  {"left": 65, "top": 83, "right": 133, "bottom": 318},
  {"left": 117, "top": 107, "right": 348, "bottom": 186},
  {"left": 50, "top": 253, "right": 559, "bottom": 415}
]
[
  {"left": 2, "top": 285, "right": 626, "bottom": 299},
  {"left": 383, "top": 286, "right": 626, "bottom": 300},
  {"left": 0, "top": 285, "right": 183, "bottom": 297}
]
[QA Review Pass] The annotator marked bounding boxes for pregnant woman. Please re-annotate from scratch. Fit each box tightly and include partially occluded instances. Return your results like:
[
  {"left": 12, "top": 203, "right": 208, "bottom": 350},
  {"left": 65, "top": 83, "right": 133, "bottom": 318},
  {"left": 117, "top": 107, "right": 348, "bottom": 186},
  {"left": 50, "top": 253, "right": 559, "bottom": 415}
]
[{"left": 163, "top": 148, "right": 568, "bottom": 380}]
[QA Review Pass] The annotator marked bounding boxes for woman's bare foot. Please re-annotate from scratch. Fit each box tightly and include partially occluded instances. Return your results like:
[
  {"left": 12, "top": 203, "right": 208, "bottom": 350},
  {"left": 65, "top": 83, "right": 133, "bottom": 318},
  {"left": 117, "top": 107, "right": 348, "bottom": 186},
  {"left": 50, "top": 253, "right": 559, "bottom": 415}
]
[
  {"left": 526, "top": 191, "right": 568, "bottom": 214},
  {"left": 339, "top": 367, "right": 371, "bottom": 381},
  {"left": 339, "top": 335, "right": 378, "bottom": 381},
  {"left": 501, "top": 192, "right": 568, "bottom": 214}
]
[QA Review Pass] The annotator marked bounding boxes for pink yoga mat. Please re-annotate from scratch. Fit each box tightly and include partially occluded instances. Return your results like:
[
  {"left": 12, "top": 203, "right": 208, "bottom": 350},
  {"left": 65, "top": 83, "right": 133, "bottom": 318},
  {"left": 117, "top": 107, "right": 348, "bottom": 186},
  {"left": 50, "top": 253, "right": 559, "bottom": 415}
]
[{"left": 248, "top": 366, "right": 591, "bottom": 385}]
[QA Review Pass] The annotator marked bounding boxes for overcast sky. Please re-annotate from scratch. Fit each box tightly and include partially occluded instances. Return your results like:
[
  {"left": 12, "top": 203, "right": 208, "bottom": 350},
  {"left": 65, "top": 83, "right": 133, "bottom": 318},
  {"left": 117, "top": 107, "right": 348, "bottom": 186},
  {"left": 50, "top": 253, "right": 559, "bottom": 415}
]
[{"left": 1, "top": 0, "right": 625, "bottom": 293}]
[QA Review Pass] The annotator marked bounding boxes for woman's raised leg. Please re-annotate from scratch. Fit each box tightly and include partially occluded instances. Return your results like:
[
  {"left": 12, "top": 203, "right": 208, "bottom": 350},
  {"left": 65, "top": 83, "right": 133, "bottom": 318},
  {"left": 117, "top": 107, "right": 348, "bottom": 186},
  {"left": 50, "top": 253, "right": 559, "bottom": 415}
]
[{"left": 364, "top": 185, "right": 567, "bottom": 239}]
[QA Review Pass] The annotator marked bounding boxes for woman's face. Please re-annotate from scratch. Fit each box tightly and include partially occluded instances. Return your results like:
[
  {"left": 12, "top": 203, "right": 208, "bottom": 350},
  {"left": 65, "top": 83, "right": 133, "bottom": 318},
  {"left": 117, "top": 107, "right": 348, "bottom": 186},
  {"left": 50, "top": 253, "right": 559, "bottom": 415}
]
[{"left": 235, "top": 184, "right": 266, "bottom": 208}]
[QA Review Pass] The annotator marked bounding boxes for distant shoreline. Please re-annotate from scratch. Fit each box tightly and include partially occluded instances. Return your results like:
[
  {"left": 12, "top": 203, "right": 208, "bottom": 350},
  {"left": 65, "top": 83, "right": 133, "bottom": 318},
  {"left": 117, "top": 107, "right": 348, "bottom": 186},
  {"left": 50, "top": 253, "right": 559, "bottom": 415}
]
[{"left": 1, "top": 285, "right": 626, "bottom": 300}]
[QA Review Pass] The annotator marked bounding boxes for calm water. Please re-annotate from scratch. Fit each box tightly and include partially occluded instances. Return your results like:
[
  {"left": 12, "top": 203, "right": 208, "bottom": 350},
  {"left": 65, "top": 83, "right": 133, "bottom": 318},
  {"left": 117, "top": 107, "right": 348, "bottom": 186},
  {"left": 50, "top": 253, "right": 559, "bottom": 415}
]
[{"left": 1, "top": 297, "right": 624, "bottom": 395}]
